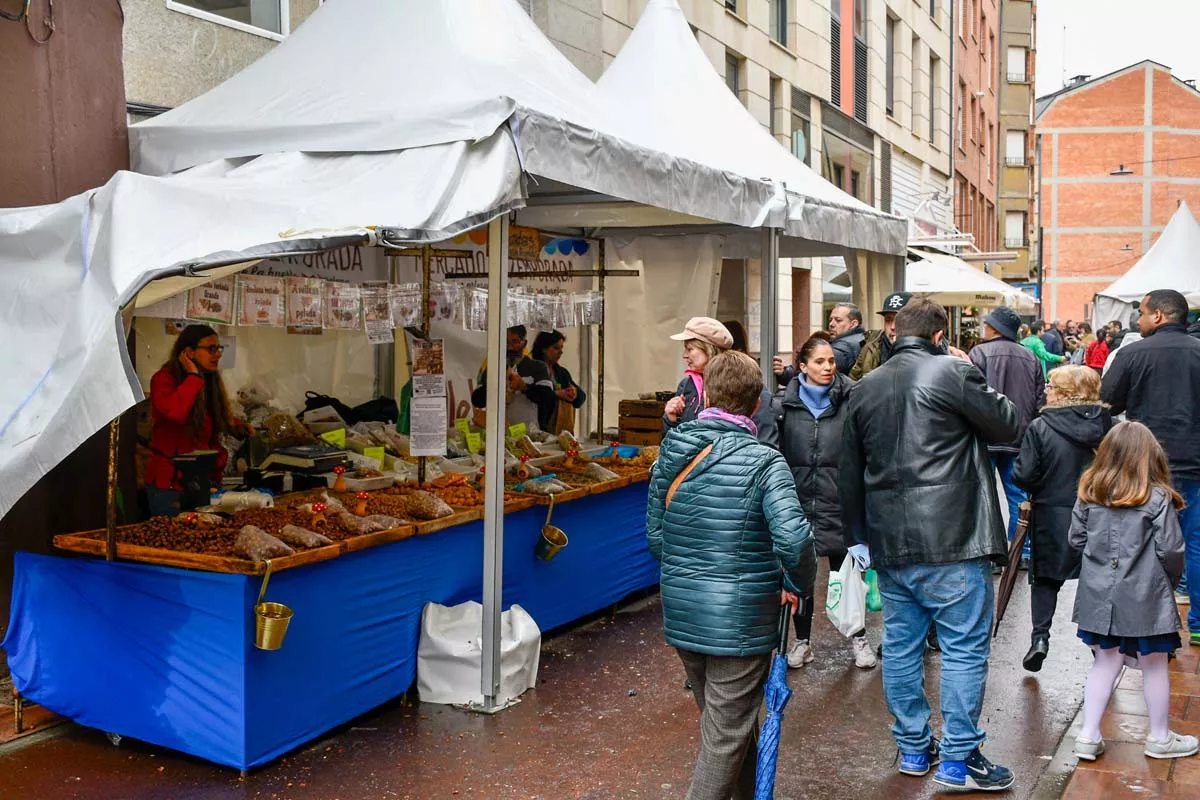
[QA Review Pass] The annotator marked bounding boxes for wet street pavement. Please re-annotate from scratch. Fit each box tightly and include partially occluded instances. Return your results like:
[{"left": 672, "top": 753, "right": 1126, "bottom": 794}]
[{"left": 0, "top": 571, "right": 1090, "bottom": 800}]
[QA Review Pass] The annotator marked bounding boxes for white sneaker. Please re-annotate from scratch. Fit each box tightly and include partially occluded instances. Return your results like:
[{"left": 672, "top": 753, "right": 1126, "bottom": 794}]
[
  {"left": 787, "top": 640, "right": 814, "bottom": 668},
  {"left": 1145, "top": 731, "right": 1200, "bottom": 759},
  {"left": 1074, "top": 736, "right": 1106, "bottom": 761},
  {"left": 852, "top": 635, "right": 878, "bottom": 669}
]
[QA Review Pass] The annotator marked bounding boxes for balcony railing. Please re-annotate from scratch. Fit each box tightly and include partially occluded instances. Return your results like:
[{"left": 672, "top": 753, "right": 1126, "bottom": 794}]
[
  {"left": 1005, "top": 156, "right": 1027, "bottom": 167},
  {"left": 1005, "top": 237, "right": 1029, "bottom": 248},
  {"left": 1007, "top": 72, "right": 1029, "bottom": 83}
]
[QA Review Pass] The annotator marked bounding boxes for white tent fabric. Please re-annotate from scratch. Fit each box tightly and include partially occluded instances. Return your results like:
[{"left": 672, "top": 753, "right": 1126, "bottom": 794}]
[
  {"left": 0, "top": 139, "right": 525, "bottom": 520},
  {"left": 906, "top": 251, "right": 1037, "bottom": 312},
  {"left": 596, "top": 0, "right": 907, "bottom": 256},
  {"left": 131, "top": 0, "right": 781, "bottom": 232},
  {"left": 1094, "top": 202, "right": 1200, "bottom": 327}
]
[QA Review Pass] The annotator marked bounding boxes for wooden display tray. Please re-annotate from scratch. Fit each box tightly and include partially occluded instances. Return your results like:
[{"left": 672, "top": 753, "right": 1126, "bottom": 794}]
[{"left": 521, "top": 472, "right": 647, "bottom": 506}]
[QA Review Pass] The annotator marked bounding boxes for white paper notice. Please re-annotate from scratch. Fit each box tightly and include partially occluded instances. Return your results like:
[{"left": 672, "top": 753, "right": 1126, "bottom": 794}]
[
  {"left": 410, "top": 397, "right": 448, "bottom": 457},
  {"left": 411, "top": 338, "right": 447, "bottom": 398}
]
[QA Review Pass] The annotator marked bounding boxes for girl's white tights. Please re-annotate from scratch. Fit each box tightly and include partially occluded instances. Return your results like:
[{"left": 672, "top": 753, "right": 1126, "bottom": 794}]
[{"left": 1080, "top": 646, "right": 1171, "bottom": 742}]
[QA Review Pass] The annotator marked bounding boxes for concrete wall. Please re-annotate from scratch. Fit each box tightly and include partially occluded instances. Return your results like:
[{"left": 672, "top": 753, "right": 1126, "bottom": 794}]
[
  {"left": 1037, "top": 63, "right": 1200, "bottom": 320},
  {"left": 123, "top": 0, "right": 320, "bottom": 108}
]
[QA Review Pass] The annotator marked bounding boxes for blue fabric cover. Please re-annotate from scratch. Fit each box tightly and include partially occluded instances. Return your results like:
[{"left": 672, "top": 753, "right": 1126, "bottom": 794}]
[{"left": 2, "top": 484, "right": 656, "bottom": 769}]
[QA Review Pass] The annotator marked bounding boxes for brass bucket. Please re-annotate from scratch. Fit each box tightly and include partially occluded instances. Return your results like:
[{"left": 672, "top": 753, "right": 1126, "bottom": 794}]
[
  {"left": 253, "top": 560, "right": 293, "bottom": 651},
  {"left": 534, "top": 495, "right": 568, "bottom": 562}
]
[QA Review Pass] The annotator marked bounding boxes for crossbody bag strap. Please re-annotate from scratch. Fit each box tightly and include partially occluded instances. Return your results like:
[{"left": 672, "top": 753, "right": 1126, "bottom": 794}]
[{"left": 665, "top": 444, "right": 713, "bottom": 510}]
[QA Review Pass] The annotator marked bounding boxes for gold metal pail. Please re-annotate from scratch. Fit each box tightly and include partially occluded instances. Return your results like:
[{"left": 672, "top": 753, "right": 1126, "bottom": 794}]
[
  {"left": 534, "top": 495, "right": 568, "bottom": 562},
  {"left": 253, "top": 560, "right": 293, "bottom": 651}
]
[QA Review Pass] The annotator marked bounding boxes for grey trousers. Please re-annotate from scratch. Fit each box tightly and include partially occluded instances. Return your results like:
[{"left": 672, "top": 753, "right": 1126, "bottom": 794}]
[{"left": 676, "top": 649, "right": 772, "bottom": 800}]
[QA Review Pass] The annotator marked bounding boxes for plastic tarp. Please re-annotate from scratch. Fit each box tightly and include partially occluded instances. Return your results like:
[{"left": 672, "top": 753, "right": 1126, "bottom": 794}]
[
  {"left": 906, "top": 251, "right": 1037, "bottom": 311},
  {"left": 3, "top": 484, "right": 657, "bottom": 768},
  {"left": 130, "top": 0, "right": 781, "bottom": 232},
  {"left": 1094, "top": 202, "right": 1200, "bottom": 327},
  {"left": 0, "top": 140, "right": 523, "bottom": 521},
  {"left": 596, "top": 0, "right": 907, "bottom": 257}
]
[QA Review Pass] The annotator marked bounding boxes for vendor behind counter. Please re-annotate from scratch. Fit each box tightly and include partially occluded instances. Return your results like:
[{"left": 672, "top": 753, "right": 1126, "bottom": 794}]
[
  {"left": 470, "top": 325, "right": 556, "bottom": 431},
  {"left": 146, "top": 324, "right": 250, "bottom": 517}
]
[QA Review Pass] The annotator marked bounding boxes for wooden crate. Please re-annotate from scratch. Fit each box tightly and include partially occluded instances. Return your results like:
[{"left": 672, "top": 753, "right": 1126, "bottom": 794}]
[
  {"left": 618, "top": 430, "right": 663, "bottom": 447},
  {"left": 618, "top": 399, "right": 666, "bottom": 418},
  {"left": 618, "top": 415, "right": 662, "bottom": 433}
]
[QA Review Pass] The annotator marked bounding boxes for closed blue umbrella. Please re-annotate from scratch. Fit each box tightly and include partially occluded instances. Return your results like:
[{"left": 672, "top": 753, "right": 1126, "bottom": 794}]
[{"left": 755, "top": 604, "right": 794, "bottom": 800}]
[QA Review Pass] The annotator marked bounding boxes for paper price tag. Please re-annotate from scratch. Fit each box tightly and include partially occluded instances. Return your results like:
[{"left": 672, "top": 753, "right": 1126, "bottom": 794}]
[
  {"left": 466, "top": 433, "right": 483, "bottom": 454},
  {"left": 319, "top": 428, "right": 346, "bottom": 448},
  {"left": 508, "top": 423, "right": 528, "bottom": 440},
  {"left": 455, "top": 418, "right": 471, "bottom": 435},
  {"left": 363, "top": 446, "right": 386, "bottom": 468}
]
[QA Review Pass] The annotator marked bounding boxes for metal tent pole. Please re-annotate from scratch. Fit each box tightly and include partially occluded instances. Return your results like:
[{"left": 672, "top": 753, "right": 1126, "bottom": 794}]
[
  {"left": 480, "top": 215, "right": 510, "bottom": 711},
  {"left": 759, "top": 229, "right": 780, "bottom": 385}
]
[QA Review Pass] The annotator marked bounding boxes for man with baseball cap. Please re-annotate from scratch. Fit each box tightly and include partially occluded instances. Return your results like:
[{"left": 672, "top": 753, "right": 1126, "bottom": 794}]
[
  {"left": 850, "top": 292, "right": 913, "bottom": 379},
  {"left": 969, "top": 307, "right": 1045, "bottom": 560}
]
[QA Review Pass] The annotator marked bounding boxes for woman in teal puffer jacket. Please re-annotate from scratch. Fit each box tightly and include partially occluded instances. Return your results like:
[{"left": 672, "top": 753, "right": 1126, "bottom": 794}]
[{"left": 647, "top": 351, "right": 817, "bottom": 800}]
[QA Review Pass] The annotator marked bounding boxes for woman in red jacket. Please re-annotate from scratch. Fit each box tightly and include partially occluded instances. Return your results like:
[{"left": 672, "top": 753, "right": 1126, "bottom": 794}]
[
  {"left": 146, "top": 325, "right": 246, "bottom": 516},
  {"left": 1084, "top": 328, "right": 1110, "bottom": 374}
]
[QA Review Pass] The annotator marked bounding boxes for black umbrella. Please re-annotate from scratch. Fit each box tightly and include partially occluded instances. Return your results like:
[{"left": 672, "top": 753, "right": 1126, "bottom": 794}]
[{"left": 994, "top": 501, "right": 1033, "bottom": 636}]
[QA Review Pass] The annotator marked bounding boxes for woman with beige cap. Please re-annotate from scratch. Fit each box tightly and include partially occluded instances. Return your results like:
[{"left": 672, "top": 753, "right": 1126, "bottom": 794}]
[{"left": 663, "top": 317, "right": 735, "bottom": 433}]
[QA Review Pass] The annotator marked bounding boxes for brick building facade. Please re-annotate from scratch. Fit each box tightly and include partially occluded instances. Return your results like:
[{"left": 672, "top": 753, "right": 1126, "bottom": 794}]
[
  {"left": 953, "top": 0, "right": 1000, "bottom": 251},
  {"left": 1036, "top": 62, "right": 1200, "bottom": 321}
]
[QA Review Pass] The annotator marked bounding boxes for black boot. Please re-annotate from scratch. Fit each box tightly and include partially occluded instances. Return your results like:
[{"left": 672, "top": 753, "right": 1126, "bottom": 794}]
[{"left": 1023, "top": 636, "right": 1050, "bottom": 672}]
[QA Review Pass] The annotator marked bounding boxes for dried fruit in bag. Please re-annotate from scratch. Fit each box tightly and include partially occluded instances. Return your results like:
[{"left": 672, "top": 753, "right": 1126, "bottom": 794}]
[
  {"left": 275, "top": 524, "right": 333, "bottom": 548},
  {"left": 235, "top": 525, "right": 294, "bottom": 561},
  {"left": 264, "top": 413, "right": 316, "bottom": 446},
  {"left": 404, "top": 490, "right": 454, "bottom": 520},
  {"left": 336, "top": 512, "right": 385, "bottom": 535},
  {"left": 364, "top": 514, "right": 407, "bottom": 530}
]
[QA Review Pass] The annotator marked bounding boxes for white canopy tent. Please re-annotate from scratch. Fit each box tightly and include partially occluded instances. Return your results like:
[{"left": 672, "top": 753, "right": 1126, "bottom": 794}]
[
  {"left": 906, "top": 250, "right": 1037, "bottom": 312},
  {"left": 594, "top": 0, "right": 907, "bottom": 257},
  {"left": 1094, "top": 201, "right": 1200, "bottom": 328}
]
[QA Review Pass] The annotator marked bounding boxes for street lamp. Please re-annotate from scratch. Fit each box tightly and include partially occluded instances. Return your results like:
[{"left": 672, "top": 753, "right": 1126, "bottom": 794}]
[{"left": 1111, "top": 164, "right": 1134, "bottom": 176}]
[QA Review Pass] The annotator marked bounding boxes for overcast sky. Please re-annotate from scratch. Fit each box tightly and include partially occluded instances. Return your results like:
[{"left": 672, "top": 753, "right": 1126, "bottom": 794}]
[{"left": 1036, "top": 0, "right": 1200, "bottom": 96}]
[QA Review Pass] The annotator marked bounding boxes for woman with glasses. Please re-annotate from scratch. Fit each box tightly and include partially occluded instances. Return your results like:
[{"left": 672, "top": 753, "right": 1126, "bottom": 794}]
[{"left": 146, "top": 324, "right": 248, "bottom": 516}]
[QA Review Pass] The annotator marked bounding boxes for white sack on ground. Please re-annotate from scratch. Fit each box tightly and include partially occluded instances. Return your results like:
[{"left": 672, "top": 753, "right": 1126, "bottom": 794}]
[{"left": 417, "top": 601, "right": 541, "bottom": 707}]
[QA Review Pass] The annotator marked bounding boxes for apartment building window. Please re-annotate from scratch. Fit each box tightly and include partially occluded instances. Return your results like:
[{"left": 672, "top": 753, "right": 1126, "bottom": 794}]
[
  {"left": 969, "top": 97, "right": 977, "bottom": 142},
  {"left": 957, "top": 81, "right": 965, "bottom": 149},
  {"left": 770, "top": 78, "right": 782, "bottom": 136},
  {"left": 969, "top": 0, "right": 977, "bottom": 39},
  {"left": 830, "top": 1, "right": 842, "bottom": 106},
  {"left": 1007, "top": 46, "right": 1028, "bottom": 82},
  {"left": 853, "top": 0, "right": 868, "bottom": 123},
  {"left": 167, "top": 0, "right": 287, "bottom": 37},
  {"left": 958, "top": 0, "right": 965, "bottom": 38},
  {"left": 886, "top": 16, "right": 897, "bottom": 116},
  {"left": 1005, "top": 210, "right": 1027, "bottom": 248},
  {"left": 930, "top": 0, "right": 938, "bottom": 21},
  {"left": 770, "top": 0, "right": 788, "bottom": 47},
  {"left": 1006, "top": 130, "right": 1026, "bottom": 165},
  {"left": 725, "top": 0, "right": 740, "bottom": 12},
  {"left": 929, "top": 54, "right": 940, "bottom": 145},
  {"left": 791, "top": 87, "right": 811, "bottom": 163},
  {"left": 911, "top": 35, "right": 921, "bottom": 132},
  {"left": 726, "top": 51, "right": 743, "bottom": 98},
  {"left": 987, "top": 122, "right": 994, "bottom": 179}
]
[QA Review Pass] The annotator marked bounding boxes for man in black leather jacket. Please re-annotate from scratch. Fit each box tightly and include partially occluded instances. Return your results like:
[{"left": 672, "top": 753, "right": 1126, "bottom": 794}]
[{"left": 839, "top": 298, "right": 1020, "bottom": 791}]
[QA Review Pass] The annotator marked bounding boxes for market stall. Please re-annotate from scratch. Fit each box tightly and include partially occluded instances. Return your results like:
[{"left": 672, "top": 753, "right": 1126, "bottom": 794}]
[
  {"left": 2, "top": 0, "right": 909, "bottom": 773},
  {"left": 904, "top": 249, "right": 1038, "bottom": 346}
]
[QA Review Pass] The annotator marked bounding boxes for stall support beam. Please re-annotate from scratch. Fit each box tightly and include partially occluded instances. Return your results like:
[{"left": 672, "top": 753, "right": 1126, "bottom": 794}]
[
  {"left": 480, "top": 215, "right": 510, "bottom": 711},
  {"left": 596, "top": 239, "right": 606, "bottom": 442},
  {"left": 104, "top": 418, "right": 119, "bottom": 561},
  {"left": 759, "top": 229, "right": 780, "bottom": 387}
]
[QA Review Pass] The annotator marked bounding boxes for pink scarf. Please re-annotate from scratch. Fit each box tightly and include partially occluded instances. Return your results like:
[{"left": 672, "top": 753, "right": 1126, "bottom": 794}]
[{"left": 698, "top": 407, "right": 759, "bottom": 436}]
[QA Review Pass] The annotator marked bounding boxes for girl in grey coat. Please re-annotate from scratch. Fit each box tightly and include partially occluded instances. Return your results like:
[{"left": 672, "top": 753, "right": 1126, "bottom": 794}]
[{"left": 1070, "top": 421, "right": 1197, "bottom": 763}]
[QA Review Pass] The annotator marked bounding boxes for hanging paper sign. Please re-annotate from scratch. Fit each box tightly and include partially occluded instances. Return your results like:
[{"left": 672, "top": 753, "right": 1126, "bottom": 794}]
[
  {"left": 410, "top": 397, "right": 448, "bottom": 457},
  {"left": 325, "top": 282, "right": 362, "bottom": 330},
  {"left": 361, "top": 282, "right": 394, "bottom": 345},
  {"left": 411, "top": 338, "right": 446, "bottom": 399},
  {"left": 186, "top": 278, "right": 234, "bottom": 325},
  {"left": 508, "top": 225, "right": 541, "bottom": 261},
  {"left": 236, "top": 275, "right": 285, "bottom": 327},
  {"left": 137, "top": 291, "right": 189, "bottom": 320},
  {"left": 389, "top": 283, "right": 424, "bottom": 328},
  {"left": 286, "top": 277, "right": 325, "bottom": 333}
]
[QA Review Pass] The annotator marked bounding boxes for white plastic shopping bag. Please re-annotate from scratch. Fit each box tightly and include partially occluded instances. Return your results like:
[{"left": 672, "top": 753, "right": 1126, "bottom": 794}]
[
  {"left": 417, "top": 601, "right": 542, "bottom": 707},
  {"left": 825, "top": 557, "right": 867, "bottom": 638}
]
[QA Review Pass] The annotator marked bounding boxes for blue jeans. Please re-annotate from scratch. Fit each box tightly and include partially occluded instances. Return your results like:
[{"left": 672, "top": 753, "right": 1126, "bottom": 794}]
[
  {"left": 1177, "top": 479, "right": 1200, "bottom": 632},
  {"left": 878, "top": 558, "right": 994, "bottom": 762},
  {"left": 993, "top": 454, "right": 1028, "bottom": 550}
]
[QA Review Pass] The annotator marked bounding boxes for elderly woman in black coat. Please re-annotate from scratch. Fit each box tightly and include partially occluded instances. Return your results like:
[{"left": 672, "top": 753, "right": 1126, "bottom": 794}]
[
  {"left": 1014, "top": 365, "right": 1112, "bottom": 672},
  {"left": 774, "top": 332, "right": 875, "bottom": 670}
]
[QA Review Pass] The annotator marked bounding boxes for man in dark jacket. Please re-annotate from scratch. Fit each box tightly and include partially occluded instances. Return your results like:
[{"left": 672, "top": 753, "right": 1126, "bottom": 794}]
[
  {"left": 840, "top": 298, "right": 1020, "bottom": 792},
  {"left": 1043, "top": 321, "right": 1065, "bottom": 359},
  {"left": 969, "top": 307, "right": 1045, "bottom": 551},
  {"left": 1102, "top": 289, "right": 1200, "bottom": 646},
  {"left": 772, "top": 302, "right": 865, "bottom": 383},
  {"left": 849, "top": 291, "right": 912, "bottom": 379},
  {"left": 648, "top": 351, "right": 816, "bottom": 800}
]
